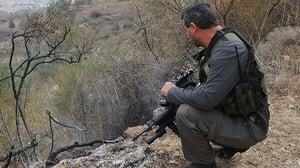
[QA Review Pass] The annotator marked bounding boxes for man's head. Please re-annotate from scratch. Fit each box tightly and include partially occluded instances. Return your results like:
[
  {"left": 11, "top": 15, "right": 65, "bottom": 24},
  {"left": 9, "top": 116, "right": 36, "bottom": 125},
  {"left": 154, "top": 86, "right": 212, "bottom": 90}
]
[
  {"left": 181, "top": 3, "right": 218, "bottom": 29},
  {"left": 181, "top": 4, "right": 219, "bottom": 47}
]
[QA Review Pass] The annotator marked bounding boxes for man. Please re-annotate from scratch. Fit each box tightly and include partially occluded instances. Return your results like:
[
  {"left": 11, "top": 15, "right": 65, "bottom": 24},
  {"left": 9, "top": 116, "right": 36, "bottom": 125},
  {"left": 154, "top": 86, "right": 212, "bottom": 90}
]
[{"left": 160, "top": 4, "right": 270, "bottom": 168}]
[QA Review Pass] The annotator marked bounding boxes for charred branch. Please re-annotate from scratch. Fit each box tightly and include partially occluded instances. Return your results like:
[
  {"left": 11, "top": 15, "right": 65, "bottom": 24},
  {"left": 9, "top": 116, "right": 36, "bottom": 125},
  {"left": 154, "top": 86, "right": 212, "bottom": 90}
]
[
  {"left": 0, "top": 139, "right": 38, "bottom": 162},
  {"left": 46, "top": 139, "right": 122, "bottom": 166}
]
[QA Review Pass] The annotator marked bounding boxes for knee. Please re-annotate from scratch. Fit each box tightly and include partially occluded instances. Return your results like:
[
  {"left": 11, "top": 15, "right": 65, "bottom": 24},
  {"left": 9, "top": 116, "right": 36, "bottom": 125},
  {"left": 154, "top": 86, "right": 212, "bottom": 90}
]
[
  {"left": 175, "top": 104, "right": 193, "bottom": 124},
  {"left": 175, "top": 105, "right": 211, "bottom": 138}
]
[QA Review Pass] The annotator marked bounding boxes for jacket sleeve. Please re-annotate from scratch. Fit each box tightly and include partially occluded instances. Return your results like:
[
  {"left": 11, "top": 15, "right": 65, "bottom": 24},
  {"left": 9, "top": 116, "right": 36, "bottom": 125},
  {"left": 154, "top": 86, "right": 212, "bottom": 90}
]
[{"left": 166, "top": 41, "right": 249, "bottom": 111}]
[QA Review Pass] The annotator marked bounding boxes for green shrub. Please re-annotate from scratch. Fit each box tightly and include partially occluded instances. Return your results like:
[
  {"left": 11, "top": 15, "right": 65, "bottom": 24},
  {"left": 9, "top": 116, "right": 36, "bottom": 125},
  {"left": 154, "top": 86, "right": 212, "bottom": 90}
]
[
  {"left": 8, "top": 18, "right": 15, "bottom": 29},
  {"left": 53, "top": 63, "right": 81, "bottom": 116},
  {"left": 0, "top": 63, "right": 10, "bottom": 95}
]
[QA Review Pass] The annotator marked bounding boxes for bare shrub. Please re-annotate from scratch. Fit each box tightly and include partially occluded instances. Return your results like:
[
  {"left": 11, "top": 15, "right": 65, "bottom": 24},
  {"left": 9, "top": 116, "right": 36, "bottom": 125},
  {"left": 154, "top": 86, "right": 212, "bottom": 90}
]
[
  {"left": 70, "top": 59, "right": 167, "bottom": 142},
  {"left": 89, "top": 11, "right": 103, "bottom": 19},
  {"left": 213, "top": 0, "right": 300, "bottom": 46},
  {"left": 256, "top": 26, "right": 300, "bottom": 73},
  {"left": 257, "top": 26, "right": 300, "bottom": 96},
  {"left": 182, "top": 0, "right": 212, "bottom": 7}
]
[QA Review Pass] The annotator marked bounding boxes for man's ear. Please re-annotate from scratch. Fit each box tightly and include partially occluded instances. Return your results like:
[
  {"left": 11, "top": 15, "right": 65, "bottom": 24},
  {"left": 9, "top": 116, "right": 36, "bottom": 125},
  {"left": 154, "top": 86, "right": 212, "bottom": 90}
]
[{"left": 189, "top": 23, "right": 198, "bottom": 32}]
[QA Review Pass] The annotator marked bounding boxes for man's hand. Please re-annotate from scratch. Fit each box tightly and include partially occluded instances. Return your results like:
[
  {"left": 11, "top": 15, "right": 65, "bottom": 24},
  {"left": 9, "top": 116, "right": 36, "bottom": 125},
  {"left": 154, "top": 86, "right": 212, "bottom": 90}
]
[{"left": 161, "top": 82, "right": 176, "bottom": 97}]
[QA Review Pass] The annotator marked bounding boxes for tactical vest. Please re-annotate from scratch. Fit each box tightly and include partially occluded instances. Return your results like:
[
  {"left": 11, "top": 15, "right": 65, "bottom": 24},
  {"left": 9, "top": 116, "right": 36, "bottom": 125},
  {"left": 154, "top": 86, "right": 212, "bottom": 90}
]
[{"left": 196, "top": 27, "right": 268, "bottom": 117}]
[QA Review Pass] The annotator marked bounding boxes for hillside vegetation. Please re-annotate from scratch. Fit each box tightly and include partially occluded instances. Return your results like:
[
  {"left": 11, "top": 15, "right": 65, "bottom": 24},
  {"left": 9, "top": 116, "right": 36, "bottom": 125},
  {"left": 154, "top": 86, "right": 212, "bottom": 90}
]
[{"left": 0, "top": 0, "right": 299, "bottom": 167}]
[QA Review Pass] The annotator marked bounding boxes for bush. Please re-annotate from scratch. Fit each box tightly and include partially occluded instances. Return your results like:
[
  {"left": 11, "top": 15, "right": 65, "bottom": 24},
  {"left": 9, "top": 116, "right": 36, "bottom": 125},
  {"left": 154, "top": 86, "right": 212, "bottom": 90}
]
[
  {"left": 53, "top": 63, "right": 81, "bottom": 117},
  {"left": 65, "top": 49, "right": 168, "bottom": 141},
  {"left": 8, "top": 19, "right": 15, "bottom": 29},
  {"left": 256, "top": 26, "right": 300, "bottom": 96},
  {"left": 89, "top": 11, "right": 103, "bottom": 19}
]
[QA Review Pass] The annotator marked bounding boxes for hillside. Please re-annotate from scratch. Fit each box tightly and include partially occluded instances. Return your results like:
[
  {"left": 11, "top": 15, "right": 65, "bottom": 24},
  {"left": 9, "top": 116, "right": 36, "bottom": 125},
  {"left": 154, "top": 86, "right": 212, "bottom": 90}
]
[
  {"left": 0, "top": 0, "right": 299, "bottom": 167},
  {"left": 31, "top": 1, "right": 300, "bottom": 168}
]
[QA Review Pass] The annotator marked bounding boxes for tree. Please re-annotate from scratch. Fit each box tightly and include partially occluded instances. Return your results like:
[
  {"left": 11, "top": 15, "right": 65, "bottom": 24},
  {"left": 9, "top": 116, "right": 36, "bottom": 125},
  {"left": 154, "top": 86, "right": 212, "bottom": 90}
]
[
  {"left": 8, "top": 18, "right": 15, "bottom": 29},
  {"left": 0, "top": 7, "right": 92, "bottom": 167},
  {"left": 213, "top": 0, "right": 299, "bottom": 46}
]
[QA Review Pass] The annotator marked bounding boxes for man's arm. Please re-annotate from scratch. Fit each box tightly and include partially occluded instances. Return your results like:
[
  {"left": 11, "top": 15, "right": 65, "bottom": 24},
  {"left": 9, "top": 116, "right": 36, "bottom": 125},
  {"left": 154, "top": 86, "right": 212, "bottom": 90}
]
[{"left": 165, "top": 41, "right": 249, "bottom": 111}]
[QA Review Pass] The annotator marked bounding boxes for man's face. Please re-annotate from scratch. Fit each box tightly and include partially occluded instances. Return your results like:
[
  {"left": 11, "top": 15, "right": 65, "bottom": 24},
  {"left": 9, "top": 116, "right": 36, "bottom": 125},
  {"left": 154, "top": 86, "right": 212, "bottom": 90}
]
[{"left": 182, "top": 21, "right": 202, "bottom": 47}]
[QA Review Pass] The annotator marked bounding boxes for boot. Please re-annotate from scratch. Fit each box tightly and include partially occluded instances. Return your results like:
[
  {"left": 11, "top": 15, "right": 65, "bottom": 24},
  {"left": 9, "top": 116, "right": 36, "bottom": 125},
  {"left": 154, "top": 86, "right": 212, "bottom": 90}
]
[
  {"left": 214, "top": 146, "right": 248, "bottom": 159},
  {"left": 180, "top": 162, "right": 217, "bottom": 168}
]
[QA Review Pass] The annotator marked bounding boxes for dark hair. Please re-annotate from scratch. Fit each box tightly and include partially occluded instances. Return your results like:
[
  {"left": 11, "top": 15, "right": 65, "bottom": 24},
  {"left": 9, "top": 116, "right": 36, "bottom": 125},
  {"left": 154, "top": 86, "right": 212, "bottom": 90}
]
[{"left": 181, "top": 3, "right": 218, "bottom": 29}]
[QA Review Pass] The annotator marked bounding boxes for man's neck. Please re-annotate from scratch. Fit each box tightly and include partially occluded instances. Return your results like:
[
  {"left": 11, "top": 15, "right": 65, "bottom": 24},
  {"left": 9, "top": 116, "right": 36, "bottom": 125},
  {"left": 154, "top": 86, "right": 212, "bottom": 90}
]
[{"left": 202, "top": 25, "right": 223, "bottom": 48}]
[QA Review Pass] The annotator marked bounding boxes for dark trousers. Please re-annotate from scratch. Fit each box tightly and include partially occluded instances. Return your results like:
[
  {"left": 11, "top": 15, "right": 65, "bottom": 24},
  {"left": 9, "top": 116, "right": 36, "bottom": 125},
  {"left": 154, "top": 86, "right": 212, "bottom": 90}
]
[{"left": 175, "top": 104, "right": 267, "bottom": 164}]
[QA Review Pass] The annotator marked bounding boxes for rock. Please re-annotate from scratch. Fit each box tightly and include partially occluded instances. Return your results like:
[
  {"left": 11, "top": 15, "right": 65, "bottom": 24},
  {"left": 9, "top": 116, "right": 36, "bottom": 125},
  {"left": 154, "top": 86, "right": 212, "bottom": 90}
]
[
  {"left": 52, "top": 137, "right": 155, "bottom": 168},
  {"left": 123, "top": 125, "right": 144, "bottom": 138}
]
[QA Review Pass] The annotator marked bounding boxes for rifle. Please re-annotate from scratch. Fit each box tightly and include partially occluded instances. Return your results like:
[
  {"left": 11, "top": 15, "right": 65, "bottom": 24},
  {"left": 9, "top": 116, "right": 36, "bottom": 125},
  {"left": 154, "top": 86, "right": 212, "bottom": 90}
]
[{"left": 132, "top": 69, "right": 195, "bottom": 144}]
